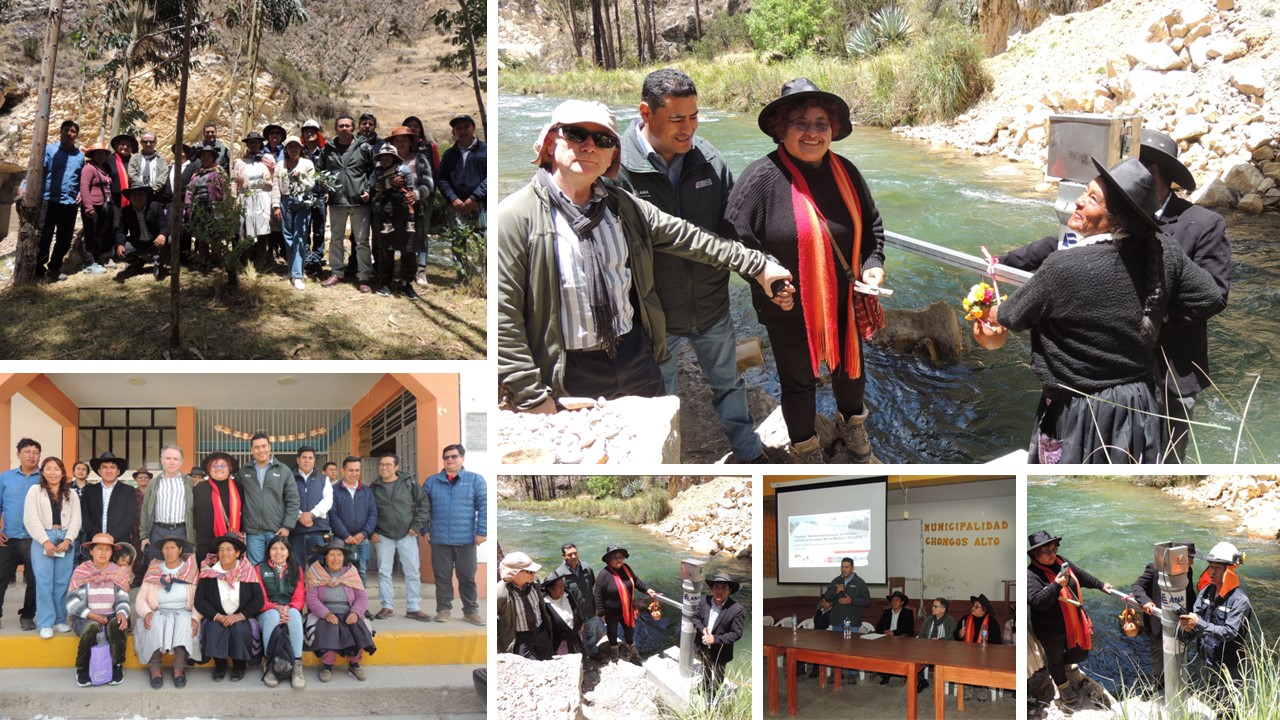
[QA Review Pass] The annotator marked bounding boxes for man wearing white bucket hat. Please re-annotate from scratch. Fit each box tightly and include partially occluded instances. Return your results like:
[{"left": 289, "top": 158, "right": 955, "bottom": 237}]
[
  {"left": 497, "top": 99, "right": 793, "bottom": 415},
  {"left": 1179, "top": 541, "right": 1251, "bottom": 686}
]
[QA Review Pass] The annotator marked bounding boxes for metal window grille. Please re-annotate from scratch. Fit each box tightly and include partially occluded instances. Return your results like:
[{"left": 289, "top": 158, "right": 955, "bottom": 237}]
[{"left": 78, "top": 408, "right": 178, "bottom": 473}]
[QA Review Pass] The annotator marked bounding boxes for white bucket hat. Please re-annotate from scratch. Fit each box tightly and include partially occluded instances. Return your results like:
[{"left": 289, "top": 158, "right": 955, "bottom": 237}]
[{"left": 532, "top": 99, "right": 621, "bottom": 180}]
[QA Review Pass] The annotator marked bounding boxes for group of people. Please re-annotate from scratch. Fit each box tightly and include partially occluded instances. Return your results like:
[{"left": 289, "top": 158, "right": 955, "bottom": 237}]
[
  {"left": 0, "top": 437, "right": 487, "bottom": 687},
  {"left": 810, "top": 557, "right": 1010, "bottom": 698},
  {"left": 497, "top": 68, "right": 1231, "bottom": 465},
  {"left": 33, "top": 112, "right": 487, "bottom": 299},
  {"left": 1027, "top": 530, "right": 1251, "bottom": 713},
  {"left": 496, "top": 542, "right": 745, "bottom": 696}
]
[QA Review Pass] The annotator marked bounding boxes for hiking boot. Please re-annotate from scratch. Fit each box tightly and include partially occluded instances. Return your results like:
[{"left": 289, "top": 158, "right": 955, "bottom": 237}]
[
  {"left": 435, "top": 609, "right": 451, "bottom": 623},
  {"left": 465, "top": 613, "right": 484, "bottom": 626},
  {"left": 836, "top": 409, "right": 881, "bottom": 463},
  {"left": 291, "top": 660, "right": 306, "bottom": 689},
  {"left": 348, "top": 663, "right": 366, "bottom": 681},
  {"left": 787, "top": 435, "right": 825, "bottom": 464},
  {"left": 402, "top": 285, "right": 419, "bottom": 301},
  {"left": 319, "top": 665, "right": 333, "bottom": 683},
  {"left": 263, "top": 668, "right": 279, "bottom": 687}
]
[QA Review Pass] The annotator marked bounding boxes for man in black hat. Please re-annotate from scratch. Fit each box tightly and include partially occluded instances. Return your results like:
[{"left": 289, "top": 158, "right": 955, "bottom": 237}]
[
  {"left": 997, "top": 128, "right": 1231, "bottom": 460},
  {"left": 114, "top": 184, "right": 170, "bottom": 280},
  {"left": 80, "top": 453, "right": 140, "bottom": 548},
  {"left": 692, "top": 572, "right": 744, "bottom": 697},
  {"left": 616, "top": 69, "right": 765, "bottom": 465}
]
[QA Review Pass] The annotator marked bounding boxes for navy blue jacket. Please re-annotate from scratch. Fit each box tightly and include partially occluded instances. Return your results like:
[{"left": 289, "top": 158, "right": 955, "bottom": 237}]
[
  {"left": 329, "top": 481, "right": 377, "bottom": 540},
  {"left": 293, "top": 469, "right": 331, "bottom": 534},
  {"left": 438, "top": 140, "right": 486, "bottom": 204},
  {"left": 422, "top": 468, "right": 486, "bottom": 545}
]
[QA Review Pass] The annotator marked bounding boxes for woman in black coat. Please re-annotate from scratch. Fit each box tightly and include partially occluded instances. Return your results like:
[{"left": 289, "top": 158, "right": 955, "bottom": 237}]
[
  {"left": 542, "top": 569, "right": 585, "bottom": 656},
  {"left": 592, "top": 545, "right": 659, "bottom": 660},
  {"left": 191, "top": 453, "right": 244, "bottom": 562},
  {"left": 1026, "top": 530, "right": 1111, "bottom": 710},
  {"left": 194, "top": 534, "right": 264, "bottom": 681}
]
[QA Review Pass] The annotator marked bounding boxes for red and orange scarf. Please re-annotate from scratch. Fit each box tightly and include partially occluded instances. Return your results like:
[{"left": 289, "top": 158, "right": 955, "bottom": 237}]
[
  {"left": 778, "top": 150, "right": 882, "bottom": 377},
  {"left": 1033, "top": 560, "right": 1093, "bottom": 651},
  {"left": 209, "top": 479, "right": 242, "bottom": 537},
  {"left": 609, "top": 563, "right": 642, "bottom": 627},
  {"left": 199, "top": 556, "right": 259, "bottom": 589},
  {"left": 143, "top": 555, "right": 198, "bottom": 592},
  {"left": 961, "top": 613, "right": 995, "bottom": 643},
  {"left": 305, "top": 559, "right": 364, "bottom": 592}
]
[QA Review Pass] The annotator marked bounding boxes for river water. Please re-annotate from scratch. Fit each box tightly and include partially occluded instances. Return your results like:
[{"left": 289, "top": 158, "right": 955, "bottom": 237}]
[
  {"left": 1027, "top": 476, "right": 1280, "bottom": 695},
  {"left": 498, "top": 506, "right": 753, "bottom": 677},
  {"left": 497, "top": 92, "right": 1280, "bottom": 463}
]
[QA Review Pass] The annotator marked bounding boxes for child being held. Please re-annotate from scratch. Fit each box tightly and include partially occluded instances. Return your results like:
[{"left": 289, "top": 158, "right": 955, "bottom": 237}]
[{"left": 372, "top": 146, "right": 416, "bottom": 235}]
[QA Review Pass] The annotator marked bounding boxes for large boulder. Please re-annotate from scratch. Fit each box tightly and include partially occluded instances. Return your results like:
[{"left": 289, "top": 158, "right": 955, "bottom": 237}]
[
  {"left": 1223, "top": 162, "right": 1265, "bottom": 193},
  {"left": 1237, "top": 193, "right": 1265, "bottom": 213},
  {"left": 869, "top": 300, "right": 964, "bottom": 363},
  {"left": 1190, "top": 177, "right": 1233, "bottom": 207}
]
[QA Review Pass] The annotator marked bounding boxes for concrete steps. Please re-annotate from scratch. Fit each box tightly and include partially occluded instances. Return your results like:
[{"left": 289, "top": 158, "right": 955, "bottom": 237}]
[{"left": 0, "top": 665, "right": 486, "bottom": 719}]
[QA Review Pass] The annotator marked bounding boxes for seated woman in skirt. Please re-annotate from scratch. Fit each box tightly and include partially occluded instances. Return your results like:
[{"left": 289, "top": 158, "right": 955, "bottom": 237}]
[
  {"left": 305, "top": 538, "right": 376, "bottom": 683},
  {"left": 67, "top": 533, "right": 132, "bottom": 687},
  {"left": 195, "top": 533, "right": 263, "bottom": 681},
  {"left": 134, "top": 535, "right": 201, "bottom": 688}
]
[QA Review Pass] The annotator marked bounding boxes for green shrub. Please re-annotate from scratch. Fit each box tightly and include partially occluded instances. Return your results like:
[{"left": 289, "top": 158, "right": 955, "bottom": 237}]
[
  {"left": 746, "top": 0, "right": 833, "bottom": 57},
  {"left": 586, "top": 475, "right": 622, "bottom": 498},
  {"left": 690, "top": 12, "right": 752, "bottom": 61},
  {"left": 619, "top": 488, "right": 670, "bottom": 524},
  {"left": 21, "top": 37, "right": 39, "bottom": 61}
]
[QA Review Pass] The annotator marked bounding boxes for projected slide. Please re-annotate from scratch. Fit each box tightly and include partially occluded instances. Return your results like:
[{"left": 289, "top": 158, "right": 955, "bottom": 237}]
[
  {"left": 776, "top": 477, "right": 887, "bottom": 584},
  {"left": 788, "top": 511, "right": 871, "bottom": 567}
]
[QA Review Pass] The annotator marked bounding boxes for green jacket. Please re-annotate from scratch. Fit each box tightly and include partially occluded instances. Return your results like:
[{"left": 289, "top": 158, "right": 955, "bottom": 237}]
[
  {"left": 616, "top": 120, "right": 737, "bottom": 335},
  {"left": 320, "top": 135, "right": 374, "bottom": 206},
  {"left": 139, "top": 472, "right": 195, "bottom": 545},
  {"left": 496, "top": 579, "right": 552, "bottom": 654},
  {"left": 497, "top": 179, "right": 769, "bottom": 411},
  {"left": 370, "top": 471, "right": 429, "bottom": 540},
  {"left": 237, "top": 458, "right": 302, "bottom": 535}
]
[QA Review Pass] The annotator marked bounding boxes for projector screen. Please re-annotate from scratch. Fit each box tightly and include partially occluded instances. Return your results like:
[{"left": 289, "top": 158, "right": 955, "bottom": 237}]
[{"left": 775, "top": 477, "right": 888, "bottom": 585}]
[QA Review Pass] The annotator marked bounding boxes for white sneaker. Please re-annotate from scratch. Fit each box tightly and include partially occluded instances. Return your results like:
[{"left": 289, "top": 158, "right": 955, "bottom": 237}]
[
  {"left": 292, "top": 278, "right": 305, "bottom": 291},
  {"left": 39, "top": 627, "right": 53, "bottom": 639},
  {"left": 54, "top": 623, "right": 71, "bottom": 633}
]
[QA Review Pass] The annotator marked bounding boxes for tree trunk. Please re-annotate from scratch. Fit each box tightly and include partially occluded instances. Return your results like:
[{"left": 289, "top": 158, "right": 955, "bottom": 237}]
[
  {"left": 603, "top": 0, "right": 616, "bottom": 68},
  {"left": 168, "top": 0, "right": 196, "bottom": 353},
  {"left": 12, "top": 0, "right": 68, "bottom": 288},
  {"left": 648, "top": 0, "right": 657, "bottom": 58},
  {"left": 692, "top": 0, "right": 703, "bottom": 41},
  {"left": 590, "top": 0, "right": 605, "bottom": 66},
  {"left": 109, "top": 0, "right": 148, "bottom": 136},
  {"left": 244, "top": 0, "right": 262, "bottom": 136},
  {"left": 459, "top": 0, "right": 487, "bottom": 137},
  {"left": 631, "top": 0, "right": 643, "bottom": 63},
  {"left": 563, "top": 0, "right": 582, "bottom": 59},
  {"left": 611, "top": 0, "right": 622, "bottom": 67}
]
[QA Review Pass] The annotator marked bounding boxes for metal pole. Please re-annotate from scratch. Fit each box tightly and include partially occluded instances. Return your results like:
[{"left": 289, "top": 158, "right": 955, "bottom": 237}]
[
  {"left": 884, "top": 231, "right": 1034, "bottom": 288},
  {"left": 1155, "top": 542, "right": 1190, "bottom": 718},
  {"left": 676, "top": 558, "right": 706, "bottom": 679}
]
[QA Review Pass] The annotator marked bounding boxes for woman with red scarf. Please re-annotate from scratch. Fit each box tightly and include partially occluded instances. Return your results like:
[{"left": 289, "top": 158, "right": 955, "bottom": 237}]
[
  {"left": 953, "top": 594, "right": 1003, "bottom": 700},
  {"left": 726, "top": 78, "right": 887, "bottom": 464},
  {"left": 592, "top": 545, "right": 660, "bottom": 661},
  {"left": 1027, "top": 530, "right": 1112, "bottom": 711},
  {"left": 192, "top": 452, "right": 244, "bottom": 563}
]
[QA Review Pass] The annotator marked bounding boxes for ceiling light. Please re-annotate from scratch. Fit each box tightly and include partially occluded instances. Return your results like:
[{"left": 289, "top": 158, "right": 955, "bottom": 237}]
[
  {"left": 128, "top": 377, "right": 146, "bottom": 386},
  {"left": 278, "top": 377, "right": 297, "bottom": 386}
]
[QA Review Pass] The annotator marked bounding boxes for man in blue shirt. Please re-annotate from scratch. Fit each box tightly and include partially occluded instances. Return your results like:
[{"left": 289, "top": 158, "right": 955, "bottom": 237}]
[
  {"left": 35, "top": 120, "right": 86, "bottom": 281},
  {"left": 0, "top": 438, "right": 43, "bottom": 631},
  {"left": 422, "top": 444, "right": 486, "bottom": 626}
]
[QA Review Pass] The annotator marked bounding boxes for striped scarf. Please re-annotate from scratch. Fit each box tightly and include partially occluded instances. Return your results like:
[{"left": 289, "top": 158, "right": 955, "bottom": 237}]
[
  {"left": 68, "top": 560, "right": 131, "bottom": 592},
  {"left": 778, "top": 150, "right": 881, "bottom": 377},
  {"left": 142, "top": 556, "right": 197, "bottom": 592},
  {"left": 199, "top": 557, "right": 259, "bottom": 589},
  {"left": 305, "top": 560, "right": 363, "bottom": 592}
]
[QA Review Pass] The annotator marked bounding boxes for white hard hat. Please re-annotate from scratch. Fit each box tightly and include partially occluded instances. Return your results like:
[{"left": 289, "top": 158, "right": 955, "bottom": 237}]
[{"left": 1200, "top": 541, "right": 1243, "bottom": 565}]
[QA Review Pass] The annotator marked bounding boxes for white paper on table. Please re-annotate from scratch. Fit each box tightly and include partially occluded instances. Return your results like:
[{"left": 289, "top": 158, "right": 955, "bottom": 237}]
[{"left": 859, "top": 633, "right": 886, "bottom": 639}]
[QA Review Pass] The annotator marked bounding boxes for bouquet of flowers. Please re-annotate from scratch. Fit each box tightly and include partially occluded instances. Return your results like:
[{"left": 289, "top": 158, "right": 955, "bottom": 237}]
[
  {"left": 962, "top": 281, "right": 1005, "bottom": 323},
  {"left": 648, "top": 600, "right": 662, "bottom": 621}
]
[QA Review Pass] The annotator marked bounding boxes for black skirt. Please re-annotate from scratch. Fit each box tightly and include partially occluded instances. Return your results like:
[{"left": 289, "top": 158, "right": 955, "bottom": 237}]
[
  {"left": 201, "top": 617, "right": 259, "bottom": 661},
  {"left": 305, "top": 612, "right": 376, "bottom": 658},
  {"left": 1029, "top": 379, "right": 1166, "bottom": 464}
]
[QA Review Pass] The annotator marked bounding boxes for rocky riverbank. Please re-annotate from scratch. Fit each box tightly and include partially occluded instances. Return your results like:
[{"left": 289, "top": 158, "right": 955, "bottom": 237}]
[
  {"left": 897, "top": 0, "right": 1280, "bottom": 215},
  {"left": 644, "top": 475, "right": 752, "bottom": 558},
  {"left": 1163, "top": 475, "right": 1280, "bottom": 538},
  {"left": 495, "top": 650, "right": 661, "bottom": 720}
]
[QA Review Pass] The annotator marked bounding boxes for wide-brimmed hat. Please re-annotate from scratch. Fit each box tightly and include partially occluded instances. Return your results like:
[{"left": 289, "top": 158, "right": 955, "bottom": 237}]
[
  {"left": 110, "top": 134, "right": 139, "bottom": 153},
  {"left": 532, "top": 99, "right": 621, "bottom": 180},
  {"left": 314, "top": 537, "right": 353, "bottom": 564},
  {"left": 601, "top": 544, "right": 629, "bottom": 563},
  {"left": 201, "top": 451, "right": 239, "bottom": 476},
  {"left": 242, "top": 131, "right": 266, "bottom": 144},
  {"left": 131, "top": 465, "right": 153, "bottom": 481},
  {"left": 541, "top": 566, "right": 570, "bottom": 590},
  {"left": 1091, "top": 157, "right": 1161, "bottom": 233},
  {"left": 83, "top": 533, "right": 122, "bottom": 552},
  {"left": 283, "top": 134, "right": 303, "bottom": 148},
  {"left": 450, "top": 113, "right": 475, "bottom": 129},
  {"left": 189, "top": 466, "right": 206, "bottom": 478},
  {"left": 387, "top": 125, "right": 417, "bottom": 140},
  {"left": 125, "top": 184, "right": 153, "bottom": 196},
  {"left": 757, "top": 77, "right": 853, "bottom": 142},
  {"left": 83, "top": 143, "right": 110, "bottom": 158},
  {"left": 211, "top": 533, "right": 247, "bottom": 555},
  {"left": 1139, "top": 128, "right": 1196, "bottom": 191},
  {"left": 90, "top": 452, "right": 128, "bottom": 474},
  {"left": 154, "top": 534, "right": 195, "bottom": 554},
  {"left": 705, "top": 572, "right": 740, "bottom": 594},
  {"left": 888, "top": 590, "right": 909, "bottom": 605},
  {"left": 1197, "top": 541, "right": 1243, "bottom": 566},
  {"left": 1027, "top": 530, "right": 1062, "bottom": 555},
  {"left": 375, "top": 145, "right": 403, "bottom": 162},
  {"left": 501, "top": 551, "right": 542, "bottom": 575},
  {"left": 196, "top": 145, "right": 220, "bottom": 160},
  {"left": 262, "top": 123, "right": 287, "bottom": 140},
  {"left": 970, "top": 594, "right": 994, "bottom": 612}
]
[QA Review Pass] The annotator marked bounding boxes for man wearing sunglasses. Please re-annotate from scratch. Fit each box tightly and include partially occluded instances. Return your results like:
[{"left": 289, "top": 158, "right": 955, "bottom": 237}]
[
  {"left": 421, "top": 444, "right": 486, "bottom": 626},
  {"left": 498, "top": 99, "right": 793, "bottom": 415},
  {"left": 617, "top": 69, "right": 765, "bottom": 464}
]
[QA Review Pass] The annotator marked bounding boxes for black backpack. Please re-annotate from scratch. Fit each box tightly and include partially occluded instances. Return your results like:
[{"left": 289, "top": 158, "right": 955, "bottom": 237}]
[{"left": 263, "top": 623, "right": 294, "bottom": 681}]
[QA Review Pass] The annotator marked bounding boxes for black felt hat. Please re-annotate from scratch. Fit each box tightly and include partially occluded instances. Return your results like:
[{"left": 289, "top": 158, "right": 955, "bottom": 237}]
[
  {"left": 1139, "top": 129, "right": 1196, "bottom": 191},
  {"left": 1027, "top": 530, "right": 1062, "bottom": 555},
  {"left": 601, "top": 544, "right": 629, "bottom": 563},
  {"left": 888, "top": 590, "right": 909, "bottom": 605},
  {"left": 1091, "top": 156, "right": 1161, "bottom": 233},
  {"left": 90, "top": 452, "right": 129, "bottom": 474},
  {"left": 705, "top": 572, "right": 741, "bottom": 594},
  {"left": 757, "top": 77, "right": 853, "bottom": 142}
]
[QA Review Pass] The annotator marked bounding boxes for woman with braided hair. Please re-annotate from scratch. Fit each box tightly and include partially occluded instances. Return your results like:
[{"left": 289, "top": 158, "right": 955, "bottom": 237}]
[
  {"left": 1027, "top": 531, "right": 1112, "bottom": 711},
  {"left": 975, "top": 157, "right": 1224, "bottom": 463}
]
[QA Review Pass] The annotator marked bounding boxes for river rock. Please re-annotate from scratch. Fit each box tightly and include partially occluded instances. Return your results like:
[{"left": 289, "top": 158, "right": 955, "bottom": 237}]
[
  {"left": 494, "top": 653, "right": 583, "bottom": 720},
  {"left": 869, "top": 300, "right": 963, "bottom": 363},
  {"left": 1237, "top": 193, "right": 1264, "bottom": 212},
  {"left": 1223, "top": 162, "right": 1265, "bottom": 193},
  {"left": 690, "top": 536, "right": 721, "bottom": 556},
  {"left": 1190, "top": 177, "right": 1233, "bottom": 207},
  {"left": 1231, "top": 68, "right": 1266, "bottom": 97}
]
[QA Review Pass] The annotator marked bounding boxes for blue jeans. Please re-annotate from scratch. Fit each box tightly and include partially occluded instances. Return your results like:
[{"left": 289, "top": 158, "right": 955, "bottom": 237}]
[
  {"left": 280, "top": 196, "right": 311, "bottom": 279},
  {"left": 259, "top": 607, "right": 304, "bottom": 660},
  {"left": 660, "top": 314, "right": 763, "bottom": 460},
  {"left": 376, "top": 534, "right": 420, "bottom": 612},
  {"left": 30, "top": 528, "right": 73, "bottom": 629},
  {"left": 349, "top": 539, "right": 370, "bottom": 586},
  {"left": 247, "top": 532, "right": 277, "bottom": 566}
]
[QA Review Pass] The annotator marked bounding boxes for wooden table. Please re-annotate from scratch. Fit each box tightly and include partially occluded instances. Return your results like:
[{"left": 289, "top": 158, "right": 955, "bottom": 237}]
[
  {"left": 761, "top": 627, "right": 792, "bottom": 715},
  {"left": 932, "top": 644, "right": 1017, "bottom": 720},
  {"left": 764, "top": 627, "right": 1014, "bottom": 720}
]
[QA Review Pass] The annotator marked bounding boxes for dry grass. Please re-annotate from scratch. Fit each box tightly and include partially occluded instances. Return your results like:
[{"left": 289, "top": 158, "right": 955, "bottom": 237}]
[{"left": 0, "top": 259, "right": 486, "bottom": 360}]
